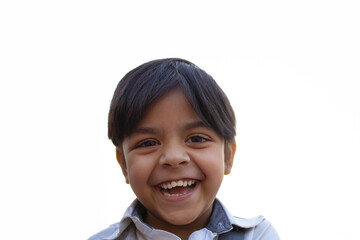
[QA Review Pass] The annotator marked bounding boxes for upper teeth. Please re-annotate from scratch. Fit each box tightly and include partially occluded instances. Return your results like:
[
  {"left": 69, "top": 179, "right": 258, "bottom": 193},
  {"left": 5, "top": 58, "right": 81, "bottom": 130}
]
[{"left": 160, "top": 179, "right": 196, "bottom": 189}]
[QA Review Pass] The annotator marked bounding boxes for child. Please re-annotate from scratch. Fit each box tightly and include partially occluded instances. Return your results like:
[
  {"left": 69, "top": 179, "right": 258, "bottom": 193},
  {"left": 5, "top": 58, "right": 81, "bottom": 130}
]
[{"left": 89, "top": 58, "right": 280, "bottom": 240}]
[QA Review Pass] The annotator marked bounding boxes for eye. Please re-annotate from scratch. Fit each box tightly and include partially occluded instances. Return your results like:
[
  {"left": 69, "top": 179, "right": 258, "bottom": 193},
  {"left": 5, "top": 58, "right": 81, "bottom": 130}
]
[
  {"left": 187, "top": 135, "right": 209, "bottom": 143},
  {"left": 135, "top": 139, "right": 159, "bottom": 148}
]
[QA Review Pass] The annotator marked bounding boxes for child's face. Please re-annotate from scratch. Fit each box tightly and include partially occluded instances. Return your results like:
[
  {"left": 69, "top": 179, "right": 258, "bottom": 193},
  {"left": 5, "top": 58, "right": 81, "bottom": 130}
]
[{"left": 117, "top": 88, "right": 236, "bottom": 229}]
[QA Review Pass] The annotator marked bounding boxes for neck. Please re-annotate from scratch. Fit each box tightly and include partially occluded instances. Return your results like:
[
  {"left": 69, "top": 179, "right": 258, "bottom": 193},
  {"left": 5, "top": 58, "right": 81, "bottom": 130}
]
[{"left": 144, "top": 204, "right": 214, "bottom": 240}]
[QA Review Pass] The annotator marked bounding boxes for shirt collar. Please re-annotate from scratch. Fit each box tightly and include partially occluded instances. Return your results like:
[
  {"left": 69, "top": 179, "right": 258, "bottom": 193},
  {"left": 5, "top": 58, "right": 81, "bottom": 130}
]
[
  {"left": 206, "top": 198, "right": 233, "bottom": 233},
  {"left": 109, "top": 198, "right": 264, "bottom": 239},
  {"left": 208, "top": 199, "right": 265, "bottom": 232}
]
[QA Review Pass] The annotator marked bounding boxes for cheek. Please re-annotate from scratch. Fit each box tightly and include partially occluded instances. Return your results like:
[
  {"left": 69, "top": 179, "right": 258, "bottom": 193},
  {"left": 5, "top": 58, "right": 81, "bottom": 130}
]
[
  {"left": 195, "top": 147, "right": 226, "bottom": 177},
  {"left": 127, "top": 156, "right": 154, "bottom": 187}
]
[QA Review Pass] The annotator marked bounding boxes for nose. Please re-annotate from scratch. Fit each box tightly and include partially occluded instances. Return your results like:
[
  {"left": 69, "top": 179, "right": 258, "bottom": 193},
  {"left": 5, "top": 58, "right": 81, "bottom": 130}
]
[{"left": 159, "top": 143, "right": 190, "bottom": 167}]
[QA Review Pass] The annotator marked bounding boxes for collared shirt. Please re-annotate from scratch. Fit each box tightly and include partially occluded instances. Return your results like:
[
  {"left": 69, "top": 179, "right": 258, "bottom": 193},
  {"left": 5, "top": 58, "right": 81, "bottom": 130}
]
[{"left": 88, "top": 199, "right": 280, "bottom": 240}]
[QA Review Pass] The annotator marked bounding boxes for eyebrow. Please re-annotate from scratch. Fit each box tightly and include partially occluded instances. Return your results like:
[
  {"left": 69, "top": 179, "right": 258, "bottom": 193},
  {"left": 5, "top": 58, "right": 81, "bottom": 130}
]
[
  {"left": 130, "top": 121, "right": 207, "bottom": 137},
  {"left": 131, "top": 127, "right": 161, "bottom": 136},
  {"left": 182, "top": 121, "right": 207, "bottom": 131}
]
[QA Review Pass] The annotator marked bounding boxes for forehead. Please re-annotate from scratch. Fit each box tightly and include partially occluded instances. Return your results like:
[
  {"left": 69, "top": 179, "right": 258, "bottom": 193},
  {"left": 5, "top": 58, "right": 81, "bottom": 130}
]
[{"left": 137, "top": 88, "right": 201, "bottom": 127}]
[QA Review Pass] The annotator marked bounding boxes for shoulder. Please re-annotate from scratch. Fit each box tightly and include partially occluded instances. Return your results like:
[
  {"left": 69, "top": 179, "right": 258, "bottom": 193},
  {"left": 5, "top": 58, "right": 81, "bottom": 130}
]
[
  {"left": 231, "top": 216, "right": 280, "bottom": 240},
  {"left": 216, "top": 199, "right": 280, "bottom": 239},
  {"left": 88, "top": 222, "right": 121, "bottom": 240},
  {"left": 87, "top": 200, "right": 142, "bottom": 240}
]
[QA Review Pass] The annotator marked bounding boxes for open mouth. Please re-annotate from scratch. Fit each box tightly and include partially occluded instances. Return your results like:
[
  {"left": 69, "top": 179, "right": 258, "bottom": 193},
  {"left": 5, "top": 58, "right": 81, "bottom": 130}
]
[{"left": 158, "top": 179, "right": 198, "bottom": 197}]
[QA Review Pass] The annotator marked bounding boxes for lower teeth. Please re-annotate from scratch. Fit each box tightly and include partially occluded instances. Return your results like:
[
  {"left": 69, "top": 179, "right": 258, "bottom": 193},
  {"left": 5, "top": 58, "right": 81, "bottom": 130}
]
[
  {"left": 163, "top": 192, "right": 183, "bottom": 197},
  {"left": 160, "top": 183, "right": 196, "bottom": 197}
]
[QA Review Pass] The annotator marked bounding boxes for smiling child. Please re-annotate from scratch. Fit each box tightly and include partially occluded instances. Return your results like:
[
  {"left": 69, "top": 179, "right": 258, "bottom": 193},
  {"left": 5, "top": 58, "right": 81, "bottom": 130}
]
[{"left": 89, "top": 58, "right": 280, "bottom": 240}]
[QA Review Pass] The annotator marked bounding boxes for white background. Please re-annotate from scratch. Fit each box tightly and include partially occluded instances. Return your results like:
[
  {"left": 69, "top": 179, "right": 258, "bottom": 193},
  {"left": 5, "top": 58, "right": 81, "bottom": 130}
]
[{"left": 1, "top": 1, "right": 359, "bottom": 239}]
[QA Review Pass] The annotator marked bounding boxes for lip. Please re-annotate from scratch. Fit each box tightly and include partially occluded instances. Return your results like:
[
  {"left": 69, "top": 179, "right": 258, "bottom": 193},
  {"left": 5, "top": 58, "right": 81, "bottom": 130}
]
[{"left": 155, "top": 180, "right": 200, "bottom": 202}]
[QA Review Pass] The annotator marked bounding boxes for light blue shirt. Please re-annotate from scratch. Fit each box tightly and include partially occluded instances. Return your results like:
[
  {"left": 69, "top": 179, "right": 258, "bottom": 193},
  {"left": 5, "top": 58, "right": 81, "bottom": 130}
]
[{"left": 88, "top": 199, "right": 280, "bottom": 240}]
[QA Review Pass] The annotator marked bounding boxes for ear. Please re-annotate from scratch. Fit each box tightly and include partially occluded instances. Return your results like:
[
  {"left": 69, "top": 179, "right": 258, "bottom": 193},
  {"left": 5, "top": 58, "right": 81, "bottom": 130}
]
[
  {"left": 224, "top": 140, "right": 236, "bottom": 175},
  {"left": 116, "top": 147, "right": 129, "bottom": 184}
]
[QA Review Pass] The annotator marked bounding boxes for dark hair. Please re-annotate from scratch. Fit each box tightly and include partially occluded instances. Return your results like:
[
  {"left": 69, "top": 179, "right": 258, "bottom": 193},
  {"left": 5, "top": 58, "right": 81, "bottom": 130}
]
[{"left": 108, "top": 58, "right": 236, "bottom": 147}]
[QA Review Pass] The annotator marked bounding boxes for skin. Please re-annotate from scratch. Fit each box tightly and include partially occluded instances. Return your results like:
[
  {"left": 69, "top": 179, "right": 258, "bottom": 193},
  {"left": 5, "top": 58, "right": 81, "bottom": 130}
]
[{"left": 116, "top": 88, "right": 236, "bottom": 239}]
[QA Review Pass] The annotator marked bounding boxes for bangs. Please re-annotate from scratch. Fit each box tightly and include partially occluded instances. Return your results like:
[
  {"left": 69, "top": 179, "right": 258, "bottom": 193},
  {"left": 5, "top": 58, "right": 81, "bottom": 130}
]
[{"left": 108, "top": 58, "right": 236, "bottom": 147}]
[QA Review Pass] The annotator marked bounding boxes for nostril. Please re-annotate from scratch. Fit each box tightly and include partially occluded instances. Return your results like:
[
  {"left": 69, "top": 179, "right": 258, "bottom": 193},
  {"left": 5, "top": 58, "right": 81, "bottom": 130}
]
[
  {"left": 164, "top": 160, "right": 188, "bottom": 168},
  {"left": 161, "top": 156, "right": 190, "bottom": 167},
  {"left": 178, "top": 160, "right": 189, "bottom": 165}
]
